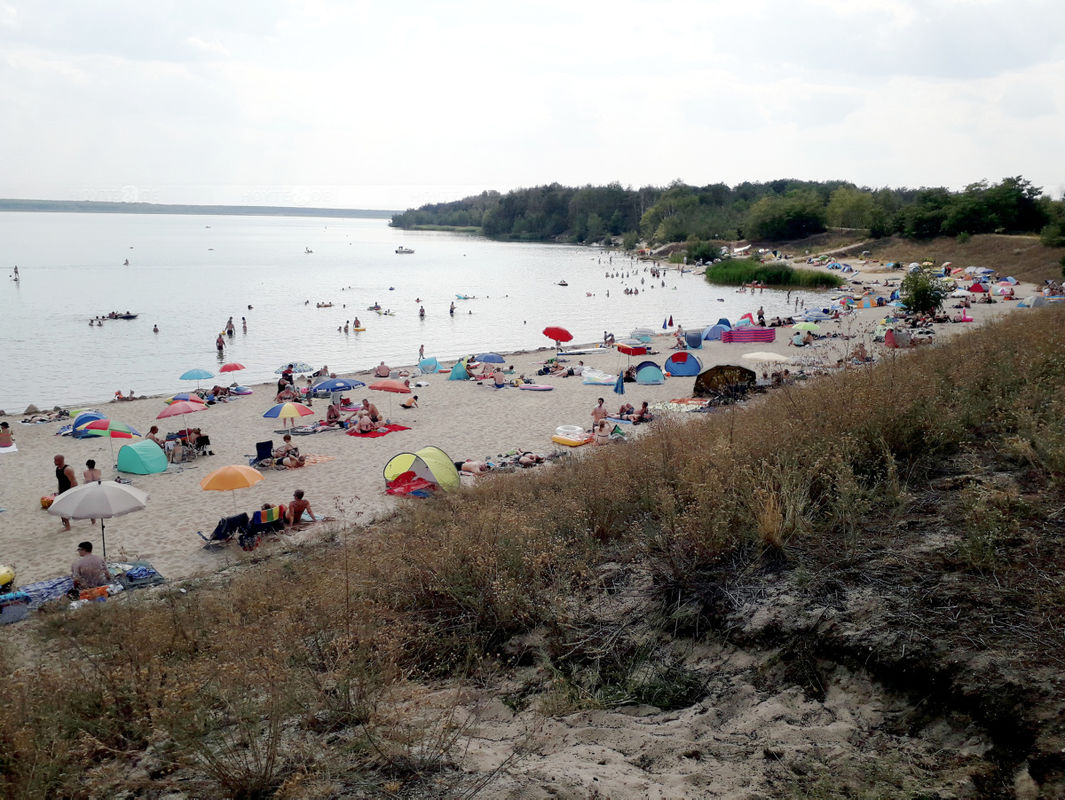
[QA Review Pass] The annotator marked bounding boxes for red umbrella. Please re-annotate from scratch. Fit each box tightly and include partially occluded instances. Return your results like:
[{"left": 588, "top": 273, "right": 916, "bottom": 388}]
[
  {"left": 220, "top": 362, "right": 245, "bottom": 373},
  {"left": 542, "top": 326, "right": 572, "bottom": 343},
  {"left": 157, "top": 400, "right": 207, "bottom": 420}
]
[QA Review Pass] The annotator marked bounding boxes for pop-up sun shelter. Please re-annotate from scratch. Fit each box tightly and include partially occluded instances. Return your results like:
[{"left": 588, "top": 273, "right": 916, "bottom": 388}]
[
  {"left": 448, "top": 360, "right": 470, "bottom": 381},
  {"left": 703, "top": 323, "right": 729, "bottom": 341},
  {"left": 418, "top": 357, "right": 441, "bottom": 374},
  {"left": 384, "top": 446, "right": 461, "bottom": 496},
  {"left": 665, "top": 351, "right": 702, "bottom": 376},
  {"left": 117, "top": 439, "right": 168, "bottom": 475},
  {"left": 634, "top": 360, "right": 665, "bottom": 385}
]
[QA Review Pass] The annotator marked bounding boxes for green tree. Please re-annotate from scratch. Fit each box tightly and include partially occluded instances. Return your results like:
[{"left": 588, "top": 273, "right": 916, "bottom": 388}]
[
  {"left": 621, "top": 231, "right": 639, "bottom": 251},
  {"left": 900, "top": 267, "right": 949, "bottom": 314},
  {"left": 744, "top": 190, "right": 826, "bottom": 240},
  {"left": 825, "top": 187, "right": 876, "bottom": 229}
]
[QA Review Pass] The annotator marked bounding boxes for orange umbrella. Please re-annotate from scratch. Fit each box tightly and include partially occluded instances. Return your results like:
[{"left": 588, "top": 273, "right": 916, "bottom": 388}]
[
  {"left": 369, "top": 379, "right": 410, "bottom": 420},
  {"left": 368, "top": 379, "right": 411, "bottom": 394},
  {"left": 200, "top": 464, "right": 264, "bottom": 510}
]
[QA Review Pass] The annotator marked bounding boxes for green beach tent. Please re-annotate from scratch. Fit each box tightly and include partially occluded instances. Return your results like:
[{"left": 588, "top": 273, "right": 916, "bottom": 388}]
[
  {"left": 383, "top": 446, "right": 460, "bottom": 493},
  {"left": 448, "top": 360, "right": 470, "bottom": 381},
  {"left": 117, "top": 439, "right": 168, "bottom": 475}
]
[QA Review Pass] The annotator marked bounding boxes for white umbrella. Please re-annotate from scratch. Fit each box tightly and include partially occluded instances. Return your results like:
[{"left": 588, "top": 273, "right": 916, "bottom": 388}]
[
  {"left": 742, "top": 351, "right": 791, "bottom": 363},
  {"left": 48, "top": 480, "right": 149, "bottom": 560}
]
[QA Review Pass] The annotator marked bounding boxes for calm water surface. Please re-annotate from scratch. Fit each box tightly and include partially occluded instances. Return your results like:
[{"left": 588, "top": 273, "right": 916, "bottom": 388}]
[{"left": 0, "top": 213, "right": 815, "bottom": 411}]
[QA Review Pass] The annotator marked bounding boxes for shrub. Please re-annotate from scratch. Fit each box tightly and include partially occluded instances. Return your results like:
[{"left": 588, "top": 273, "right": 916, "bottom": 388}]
[
  {"left": 704, "top": 258, "right": 843, "bottom": 288},
  {"left": 899, "top": 266, "right": 949, "bottom": 314}
]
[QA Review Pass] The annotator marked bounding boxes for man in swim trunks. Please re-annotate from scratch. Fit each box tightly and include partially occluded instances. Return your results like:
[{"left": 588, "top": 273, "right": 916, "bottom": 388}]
[
  {"left": 360, "top": 399, "right": 381, "bottom": 422},
  {"left": 591, "top": 398, "right": 608, "bottom": 425},
  {"left": 54, "top": 454, "right": 77, "bottom": 530},
  {"left": 285, "top": 490, "right": 316, "bottom": 526}
]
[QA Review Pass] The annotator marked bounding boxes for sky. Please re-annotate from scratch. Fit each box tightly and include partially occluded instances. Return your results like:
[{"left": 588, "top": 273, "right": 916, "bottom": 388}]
[{"left": 1, "top": 0, "right": 1063, "bottom": 211}]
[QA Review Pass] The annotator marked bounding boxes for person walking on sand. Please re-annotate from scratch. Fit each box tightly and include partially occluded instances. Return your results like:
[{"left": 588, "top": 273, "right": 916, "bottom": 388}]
[{"left": 54, "top": 454, "right": 77, "bottom": 530}]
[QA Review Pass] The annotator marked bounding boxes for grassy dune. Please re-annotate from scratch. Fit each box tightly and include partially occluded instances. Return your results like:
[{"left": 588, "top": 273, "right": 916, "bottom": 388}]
[{"left": 4, "top": 306, "right": 1065, "bottom": 797}]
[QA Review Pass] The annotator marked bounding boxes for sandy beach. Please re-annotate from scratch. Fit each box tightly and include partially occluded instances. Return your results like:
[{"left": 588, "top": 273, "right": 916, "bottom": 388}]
[{"left": 0, "top": 266, "right": 1032, "bottom": 587}]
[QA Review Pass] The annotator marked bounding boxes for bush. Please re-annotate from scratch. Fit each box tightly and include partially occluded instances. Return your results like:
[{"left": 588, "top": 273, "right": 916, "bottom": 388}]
[
  {"left": 1041, "top": 222, "right": 1065, "bottom": 247},
  {"left": 899, "top": 267, "right": 949, "bottom": 314},
  {"left": 956, "top": 231, "right": 972, "bottom": 244},
  {"left": 704, "top": 258, "right": 843, "bottom": 288}
]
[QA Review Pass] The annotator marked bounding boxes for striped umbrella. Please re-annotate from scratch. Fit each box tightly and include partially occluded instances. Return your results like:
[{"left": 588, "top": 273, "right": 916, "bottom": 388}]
[
  {"left": 263, "top": 402, "right": 314, "bottom": 429},
  {"left": 75, "top": 418, "right": 141, "bottom": 469}
]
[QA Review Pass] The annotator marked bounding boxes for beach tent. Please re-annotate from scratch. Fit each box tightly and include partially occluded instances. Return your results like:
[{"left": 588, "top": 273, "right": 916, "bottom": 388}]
[
  {"left": 716, "top": 318, "right": 732, "bottom": 329},
  {"left": 665, "top": 351, "right": 702, "bottom": 376},
  {"left": 703, "top": 323, "right": 729, "bottom": 341},
  {"left": 116, "top": 439, "right": 168, "bottom": 475},
  {"left": 693, "top": 365, "right": 756, "bottom": 397},
  {"left": 634, "top": 360, "right": 665, "bottom": 385},
  {"left": 683, "top": 331, "right": 703, "bottom": 349},
  {"left": 418, "top": 357, "right": 441, "bottom": 374},
  {"left": 383, "top": 446, "right": 460, "bottom": 496},
  {"left": 448, "top": 360, "right": 470, "bottom": 381},
  {"left": 859, "top": 297, "right": 875, "bottom": 309},
  {"left": 71, "top": 410, "right": 105, "bottom": 439},
  {"left": 968, "top": 282, "right": 987, "bottom": 293}
]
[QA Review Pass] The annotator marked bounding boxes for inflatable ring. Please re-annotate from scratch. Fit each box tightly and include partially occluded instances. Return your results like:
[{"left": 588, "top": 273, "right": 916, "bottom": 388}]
[
  {"left": 552, "top": 434, "right": 590, "bottom": 447},
  {"left": 555, "top": 425, "right": 584, "bottom": 438}
]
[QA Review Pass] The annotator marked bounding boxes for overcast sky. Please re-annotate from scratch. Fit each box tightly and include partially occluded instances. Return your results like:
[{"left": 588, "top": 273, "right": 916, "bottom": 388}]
[{"left": 2, "top": 0, "right": 1062, "bottom": 210}]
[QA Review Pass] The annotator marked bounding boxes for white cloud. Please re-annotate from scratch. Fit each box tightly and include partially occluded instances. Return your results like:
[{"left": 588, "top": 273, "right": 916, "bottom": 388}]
[{"left": 0, "top": 0, "right": 1061, "bottom": 208}]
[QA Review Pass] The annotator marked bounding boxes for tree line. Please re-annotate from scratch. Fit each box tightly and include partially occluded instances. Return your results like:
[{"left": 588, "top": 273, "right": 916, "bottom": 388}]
[{"left": 390, "top": 177, "right": 1065, "bottom": 248}]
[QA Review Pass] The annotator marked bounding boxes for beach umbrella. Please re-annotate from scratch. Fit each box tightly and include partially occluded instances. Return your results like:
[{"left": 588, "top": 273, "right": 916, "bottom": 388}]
[
  {"left": 219, "top": 362, "right": 245, "bottom": 373},
  {"left": 157, "top": 400, "right": 207, "bottom": 420},
  {"left": 312, "top": 378, "right": 365, "bottom": 394},
  {"left": 48, "top": 480, "right": 149, "bottom": 560},
  {"left": 263, "top": 402, "right": 314, "bottom": 420},
  {"left": 542, "top": 325, "right": 572, "bottom": 353},
  {"left": 792, "top": 322, "right": 821, "bottom": 332},
  {"left": 180, "top": 368, "right": 214, "bottom": 390},
  {"left": 475, "top": 353, "right": 505, "bottom": 364},
  {"left": 274, "top": 362, "right": 314, "bottom": 374},
  {"left": 165, "top": 393, "right": 206, "bottom": 405},
  {"left": 200, "top": 464, "right": 264, "bottom": 511},
  {"left": 369, "top": 379, "right": 411, "bottom": 420},
  {"left": 613, "top": 372, "right": 625, "bottom": 396},
  {"left": 75, "top": 417, "right": 141, "bottom": 470}
]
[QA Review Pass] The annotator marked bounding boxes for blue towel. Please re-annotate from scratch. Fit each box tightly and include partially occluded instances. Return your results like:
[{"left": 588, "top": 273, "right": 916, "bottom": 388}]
[{"left": 20, "top": 576, "right": 74, "bottom": 608}]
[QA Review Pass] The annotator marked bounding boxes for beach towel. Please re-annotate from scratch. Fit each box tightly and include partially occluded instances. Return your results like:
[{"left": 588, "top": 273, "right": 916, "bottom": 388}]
[
  {"left": 300, "top": 454, "right": 335, "bottom": 465},
  {"left": 347, "top": 423, "right": 411, "bottom": 439}
]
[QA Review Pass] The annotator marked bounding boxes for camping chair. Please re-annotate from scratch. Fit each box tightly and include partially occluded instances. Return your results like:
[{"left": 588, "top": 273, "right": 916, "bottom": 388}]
[
  {"left": 249, "top": 440, "right": 274, "bottom": 467},
  {"left": 197, "top": 512, "right": 250, "bottom": 549},
  {"left": 249, "top": 506, "right": 286, "bottom": 537},
  {"left": 190, "top": 433, "right": 212, "bottom": 457}
]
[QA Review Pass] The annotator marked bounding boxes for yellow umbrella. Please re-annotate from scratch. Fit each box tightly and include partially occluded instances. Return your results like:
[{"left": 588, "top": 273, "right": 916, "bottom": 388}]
[{"left": 200, "top": 465, "right": 264, "bottom": 510}]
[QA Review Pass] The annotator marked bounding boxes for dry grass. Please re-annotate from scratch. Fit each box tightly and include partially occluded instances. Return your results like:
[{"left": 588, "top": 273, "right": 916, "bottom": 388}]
[
  {"left": 836, "top": 233, "right": 1065, "bottom": 284},
  {"left": 3, "top": 306, "right": 1065, "bottom": 796}
]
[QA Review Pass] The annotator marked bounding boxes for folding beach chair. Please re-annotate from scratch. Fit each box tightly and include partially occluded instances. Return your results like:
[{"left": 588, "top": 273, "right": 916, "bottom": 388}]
[
  {"left": 249, "top": 440, "right": 274, "bottom": 467},
  {"left": 197, "top": 512, "right": 250, "bottom": 549}
]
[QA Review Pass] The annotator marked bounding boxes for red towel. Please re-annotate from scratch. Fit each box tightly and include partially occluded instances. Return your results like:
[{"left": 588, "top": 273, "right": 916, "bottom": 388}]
[{"left": 346, "top": 423, "right": 411, "bottom": 439}]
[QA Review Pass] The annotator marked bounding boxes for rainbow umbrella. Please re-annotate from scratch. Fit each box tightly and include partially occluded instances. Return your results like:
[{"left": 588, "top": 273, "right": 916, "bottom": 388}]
[
  {"left": 263, "top": 402, "right": 314, "bottom": 429},
  {"left": 165, "top": 393, "right": 206, "bottom": 405},
  {"left": 75, "top": 418, "right": 141, "bottom": 470}
]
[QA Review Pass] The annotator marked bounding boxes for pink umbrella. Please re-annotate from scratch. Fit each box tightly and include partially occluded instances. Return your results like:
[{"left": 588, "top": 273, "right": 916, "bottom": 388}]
[{"left": 157, "top": 400, "right": 207, "bottom": 420}]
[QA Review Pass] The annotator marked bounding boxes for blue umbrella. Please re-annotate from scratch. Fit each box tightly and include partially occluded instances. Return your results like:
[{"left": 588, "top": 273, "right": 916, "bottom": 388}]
[
  {"left": 613, "top": 372, "right": 625, "bottom": 396},
  {"left": 180, "top": 368, "right": 214, "bottom": 390},
  {"left": 475, "top": 352, "right": 505, "bottom": 364},
  {"left": 312, "top": 378, "right": 365, "bottom": 394}
]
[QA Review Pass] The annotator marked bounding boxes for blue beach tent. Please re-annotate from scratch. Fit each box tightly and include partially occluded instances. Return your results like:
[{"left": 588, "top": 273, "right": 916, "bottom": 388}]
[
  {"left": 665, "top": 351, "right": 702, "bottom": 376},
  {"left": 684, "top": 331, "right": 703, "bottom": 349},
  {"left": 634, "top": 360, "right": 665, "bottom": 385},
  {"left": 448, "top": 360, "right": 470, "bottom": 381}
]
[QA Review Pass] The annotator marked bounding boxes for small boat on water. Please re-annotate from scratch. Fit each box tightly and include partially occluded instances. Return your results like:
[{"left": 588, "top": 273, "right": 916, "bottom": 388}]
[
  {"left": 556, "top": 280, "right": 568, "bottom": 286},
  {"left": 395, "top": 246, "right": 415, "bottom": 254},
  {"left": 304, "top": 247, "right": 313, "bottom": 254},
  {"left": 455, "top": 293, "right": 476, "bottom": 300}
]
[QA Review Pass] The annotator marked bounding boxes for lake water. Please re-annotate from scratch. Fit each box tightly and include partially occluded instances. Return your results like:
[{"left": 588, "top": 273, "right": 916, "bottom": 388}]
[{"left": 0, "top": 212, "right": 814, "bottom": 411}]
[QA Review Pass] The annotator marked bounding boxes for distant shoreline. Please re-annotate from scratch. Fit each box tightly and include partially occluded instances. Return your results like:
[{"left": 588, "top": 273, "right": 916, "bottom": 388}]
[{"left": 0, "top": 198, "right": 397, "bottom": 219}]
